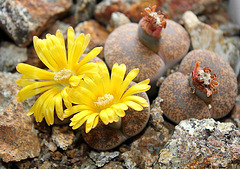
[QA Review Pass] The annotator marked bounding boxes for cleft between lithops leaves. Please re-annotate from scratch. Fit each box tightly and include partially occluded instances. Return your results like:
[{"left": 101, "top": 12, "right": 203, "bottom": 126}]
[{"left": 190, "top": 62, "right": 219, "bottom": 103}]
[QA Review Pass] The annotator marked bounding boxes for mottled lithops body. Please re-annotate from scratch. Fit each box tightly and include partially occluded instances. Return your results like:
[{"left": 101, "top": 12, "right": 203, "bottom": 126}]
[
  {"left": 82, "top": 86, "right": 150, "bottom": 150},
  {"left": 159, "top": 49, "right": 238, "bottom": 123},
  {"left": 104, "top": 6, "right": 190, "bottom": 86}
]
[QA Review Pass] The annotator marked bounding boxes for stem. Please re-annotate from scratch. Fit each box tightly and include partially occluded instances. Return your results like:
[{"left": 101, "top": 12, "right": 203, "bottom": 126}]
[{"left": 108, "top": 117, "right": 122, "bottom": 129}]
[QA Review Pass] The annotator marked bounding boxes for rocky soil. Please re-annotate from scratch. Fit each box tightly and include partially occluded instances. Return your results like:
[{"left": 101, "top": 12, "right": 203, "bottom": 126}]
[{"left": 0, "top": 0, "right": 239, "bottom": 168}]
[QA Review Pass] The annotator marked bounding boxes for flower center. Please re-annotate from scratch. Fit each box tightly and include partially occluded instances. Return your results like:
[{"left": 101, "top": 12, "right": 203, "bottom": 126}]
[
  {"left": 94, "top": 94, "right": 114, "bottom": 109},
  {"left": 198, "top": 70, "right": 211, "bottom": 85},
  {"left": 54, "top": 68, "right": 72, "bottom": 84}
]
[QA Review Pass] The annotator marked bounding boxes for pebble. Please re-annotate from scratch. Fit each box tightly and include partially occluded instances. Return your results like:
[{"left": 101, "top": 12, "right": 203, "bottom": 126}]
[
  {"left": 0, "top": 41, "right": 27, "bottom": 72},
  {"left": 182, "top": 11, "right": 240, "bottom": 76}
]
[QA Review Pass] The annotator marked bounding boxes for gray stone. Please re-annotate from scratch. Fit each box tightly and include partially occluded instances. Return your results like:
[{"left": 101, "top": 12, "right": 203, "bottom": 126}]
[
  {"left": 0, "top": 0, "right": 72, "bottom": 47},
  {"left": 75, "top": 0, "right": 96, "bottom": 23},
  {"left": 182, "top": 11, "right": 240, "bottom": 76},
  {"left": 154, "top": 118, "right": 240, "bottom": 168},
  {"left": 0, "top": 41, "right": 27, "bottom": 72},
  {"left": 228, "top": 0, "right": 240, "bottom": 25},
  {"left": 107, "top": 12, "right": 130, "bottom": 32},
  {"left": 89, "top": 151, "right": 120, "bottom": 167}
]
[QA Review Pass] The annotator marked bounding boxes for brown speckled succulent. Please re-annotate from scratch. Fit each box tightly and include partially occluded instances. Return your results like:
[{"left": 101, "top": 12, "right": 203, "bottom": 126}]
[
  {"left": 104, "top": 5, "right": 190, "bottom": 86},
  {"left": 80, "top": 82, "right": 150, "bottom": 150},
  {"left": 159, "top": 49, "right": 238, "bottom": 124}
]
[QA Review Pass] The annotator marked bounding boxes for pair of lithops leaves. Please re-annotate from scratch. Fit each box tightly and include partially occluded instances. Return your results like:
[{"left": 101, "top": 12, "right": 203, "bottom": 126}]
[{"left": 159, "top": 49, "right": 238, "bottom": 124}]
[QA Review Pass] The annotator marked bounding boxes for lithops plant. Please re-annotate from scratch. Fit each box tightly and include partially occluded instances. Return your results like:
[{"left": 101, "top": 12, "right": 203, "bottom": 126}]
[
  {"left": 159, "top": 49, "right": 238, "bottom": 123},
  {"left": 104, "top": 5, "right": 190, "bottom": 86},
  {"left": 64, "top": 62, "right": 150, "bottom": 150}
]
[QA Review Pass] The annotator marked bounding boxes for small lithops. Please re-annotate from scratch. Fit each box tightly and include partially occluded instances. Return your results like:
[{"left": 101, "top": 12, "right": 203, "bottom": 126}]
[
  {"left": 64, "top": 63, "right": 150, "bottom": 150},
  {"left": 104, "top": 5, "right": 190, "bottom": 86},
  {"left": 159, "top": 49, "right": 238, "bottom": 123}
]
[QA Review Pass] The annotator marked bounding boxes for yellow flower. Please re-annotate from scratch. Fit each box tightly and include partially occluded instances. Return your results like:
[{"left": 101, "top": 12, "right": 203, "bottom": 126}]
[
  {"left": 16, "top": 27, "right": 103, "bottom": 125},
  {"left": 64, "top": 62, "right": 151, "bottom": 133}
]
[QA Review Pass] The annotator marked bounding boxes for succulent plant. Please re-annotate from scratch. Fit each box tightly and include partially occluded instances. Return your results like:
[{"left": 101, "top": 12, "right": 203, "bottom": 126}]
[
  {"left": 104, "top": 5, "right": 190, "bottom": 88},
  {"left": 159, "top": 49, "right": 238, "bottom": 123},
  {"left": 64, "top": 63, "right": 150, "bottom": 150}
]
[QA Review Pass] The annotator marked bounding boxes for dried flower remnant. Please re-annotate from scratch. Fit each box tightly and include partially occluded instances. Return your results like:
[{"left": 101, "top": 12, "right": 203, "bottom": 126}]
[
  {"left": 64, "top": 62, "right": 150, "bottom": 133},
  {"left": 140, "top": 5, "right": 167, "bottom": 39},
  {"left": 16, "top": 27, "right": 103, "bottom": 125},
  {"left": 190, "top": 62, "right": 219, "bottom": 102}
]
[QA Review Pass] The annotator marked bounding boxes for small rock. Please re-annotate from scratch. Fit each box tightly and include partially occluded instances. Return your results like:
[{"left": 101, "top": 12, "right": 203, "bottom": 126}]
[
  {"left": 150, "top": 96, "right": 164, "bottom": 131},
  {"left": 52, "top": 126, "right": 74, "bottom": 150},
  {"left": 103, "top": 161, "right": 124, "bottom": 169},
  {"left": 0, "top": 72, "right": 20, "bottom": 112},
  {"left": 107, "top": 12, "right": 130, "bottom": 32},
  {"left": 0, "top": 0, "right": 72, "bottom": 47},
  {"left": 39, "top": 161, "right": 52, "bottom": 169},
  {"left": 43, "top": 139, "right": 57, "bottom": 152},
  {"left": 75, "top": 20, "right": 109, "bottom": 59},
  {"left": 182, "top": 11, "right": 240, "bottom": 76},
  {"left": 0, "top": 41, "right": 27, "bottom": 72},
  {"left": 121, "top": 125, "right": 170, "bottom": 168},
  {"left": 154, "top": 118, "right": 240, "bottom": 168},
  {"left": 75, "top": 0, "right": 96, "bottom": 23},
  {"left": 89, "top": 151, "right": 120, "bottom": 168},
  {"left": 94, "top": 0, "right": 129, "bottom": 25},
  {"left": 228, "top": 0, "right": 240, "bottom": 25},
  {"left": 80, "top": 158, "right": 96, "bottom": 169},
  {"left": 0, "top": 97, "right": 40, "bottom": 162},
  {"left": 162, "top": 0, "right": 222, "bottom": 22}
]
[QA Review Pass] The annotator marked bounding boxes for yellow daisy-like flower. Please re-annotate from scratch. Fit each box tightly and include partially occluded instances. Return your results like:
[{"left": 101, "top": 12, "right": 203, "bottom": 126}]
[
  {"left": 64, "top": 62, "right": 151, "bottom": 133},
  {"left": 16, "top": 27, "right": 103, "bottom": 125}
]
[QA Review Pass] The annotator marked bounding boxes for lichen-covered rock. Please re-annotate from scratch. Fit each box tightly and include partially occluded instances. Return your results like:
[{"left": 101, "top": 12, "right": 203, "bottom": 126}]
[
  {"left": 0, "top": 0, "right": 72, "bottom": 47},
  {"left": 89, "top": 151, "right": 119, "bottom": 168},
  {"left": 121, "top": 125, "right": 170, "bottom": 168},
  {"left": 0, "top": 41, "right": 27, "bottom": 72},
  {"left": 182, "top": 11, "right": 240, "bottom": 76},
  {"left": 154, "top": 118, "right": 240, "bottom": 168},
  {"left": 51, "top": 126, "right": 74, "bottom": 150}
]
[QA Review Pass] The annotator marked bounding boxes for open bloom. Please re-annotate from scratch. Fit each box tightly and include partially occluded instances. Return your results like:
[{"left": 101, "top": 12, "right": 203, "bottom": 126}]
[
  {"left": 16, "top": 27, "right": 103, "bottom": 125},
  {"left": 64, "top": 62, "right": 151, "bottom": 133}
]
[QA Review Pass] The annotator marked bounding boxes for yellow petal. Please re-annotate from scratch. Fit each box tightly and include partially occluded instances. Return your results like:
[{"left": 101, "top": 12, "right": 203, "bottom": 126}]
[
  {"left": 56, "top": 29, "right": 65, "bottom": 47},
  {"left": 46, "top": 34, "right": 67, "bottom": 69},
  {"left": 55, "top": 93, "right": 64, "bottom": 120},
  {"left": 16, "top": 63, "right": 55, "bottom": 80},
  {"left": 64, "top": 105, "right": 91, "bottom": 118},
  {"left": 121, "top": 95, "right": 149, "bottom": 107},
  {"left": 69, "top": 75, "right": 82, "bottom": 87},
  {"left": 61, "top": 87, "right": 72, "bottom": 108},
  {"left": 116, "top": 68, "right": 139, "bottom": 100},
  {"left": 85, "top": 113, "right": 99, "bottom": 133},
  {"left": 110, "top": 63, "right": 126, "bottom": 95},
  {"left": 68, "top": 33, "right": 84, "bottom": 70},
  {"left": 16, "top": 79, "right": 35, "bottom": 87},
  {"left": 77, "top": 62, "right": 98, "bottom": 76},
  {"left": 70, "top": 110, "right": 93, "bottom": 124},
  {"left": 71, "top": 115, "right": 89, "bottom": 130},
  {"left": 77, "top": 47, "right": 103, "bottom": 69},
  {"left": 124, "top": 101, "right": 143, "bottom": 111},
  {"left": 34, "top": 38, "right": 60, "bottom": 71},
  {"left": 92, "top": 116, "right": 99, "bottom": 129},
  {"left": 113, "top": 108, "right": 126, "bottom": 117},
  {"left": 122, "top": 79, "right": 150, "bottom": 99},
  {"left": 17, "top": 81, "right": 57, "bottom": 102},
  {"left": 67, "top": 26, "right": 75, "bottom": 61},
  {"left": 99, "top": 110, "right": 109, "bottom": 125}
]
